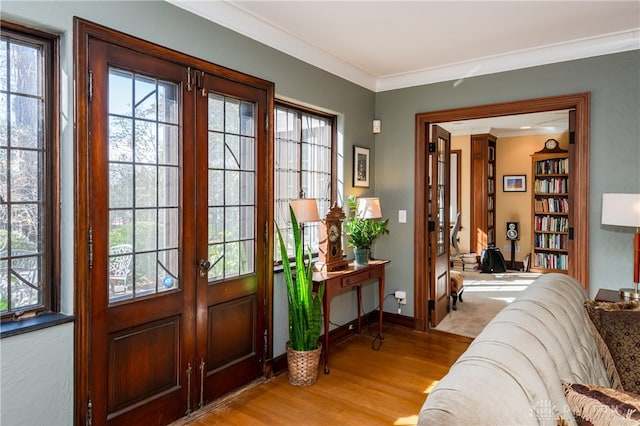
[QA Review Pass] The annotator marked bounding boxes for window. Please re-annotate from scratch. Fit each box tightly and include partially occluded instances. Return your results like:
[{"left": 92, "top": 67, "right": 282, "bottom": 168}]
[
  {"left": 0, "top": 23, "right": 58, "bottom": 319},
  {"left": 107, "top": 68, "right": 180, "bottom": 302},
  {"left": 274, "top": 102, "right": 336, "bottom": 263}
]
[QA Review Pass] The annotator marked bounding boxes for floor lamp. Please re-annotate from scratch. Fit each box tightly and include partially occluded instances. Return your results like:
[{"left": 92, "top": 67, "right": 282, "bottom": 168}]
[
  {"left": 601, "top": 193, "right": 640, "bottom": 300},
  {"left": 290, "top": 198, "right": 321, "bottom": 266}
]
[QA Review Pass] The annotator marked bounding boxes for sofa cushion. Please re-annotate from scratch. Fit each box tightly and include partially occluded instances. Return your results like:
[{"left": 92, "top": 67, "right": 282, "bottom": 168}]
[
  {"left": 562, "top": 382, "right": 640, "bottom": 426},
  {"left": 584, "top": 300, "right": 640, "bottom": 394}
]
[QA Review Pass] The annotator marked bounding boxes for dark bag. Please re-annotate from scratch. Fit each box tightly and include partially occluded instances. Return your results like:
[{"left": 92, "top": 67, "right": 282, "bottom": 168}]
[{"left": 480, "top": 246, "right": 507, "bottom": 273}]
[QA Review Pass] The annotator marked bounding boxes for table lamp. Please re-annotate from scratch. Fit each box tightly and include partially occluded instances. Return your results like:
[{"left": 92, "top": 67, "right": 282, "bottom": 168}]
[
  {"left": 290, "top": 198, "right": 321, "bottom": 265},
  {"left": 356, "top": 197, "right": 382, "bottom": 219},
  {"left": 356, "top": 197, "right": 383, "bottom": 261},
  {"left": 601, "top": 193, "right": 640, "bottom": 300}
]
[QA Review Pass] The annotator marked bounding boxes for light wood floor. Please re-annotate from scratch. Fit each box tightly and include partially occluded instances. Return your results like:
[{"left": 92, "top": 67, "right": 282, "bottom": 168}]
[{"left": 178, "top": 325, "right": 471, "bottom": 426}]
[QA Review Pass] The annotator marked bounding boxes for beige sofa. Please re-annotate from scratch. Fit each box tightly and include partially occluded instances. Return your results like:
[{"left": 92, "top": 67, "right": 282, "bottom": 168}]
[{"left": 418, "top": 273, "right": 610, "bottom": 426}]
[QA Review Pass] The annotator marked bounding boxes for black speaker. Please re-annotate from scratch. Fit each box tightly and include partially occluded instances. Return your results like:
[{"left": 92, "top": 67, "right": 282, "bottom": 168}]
[{"left": 506, "top": 222, "right": 519, "bottom": 241}]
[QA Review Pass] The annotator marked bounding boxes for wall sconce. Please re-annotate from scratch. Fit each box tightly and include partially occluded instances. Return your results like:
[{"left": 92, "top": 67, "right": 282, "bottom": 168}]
[
  {"left": 601, "top": 193, "right": 640, "bottom": 299},
  {"left": 372, "top": 119, "right": 381, "bottom": 134}
]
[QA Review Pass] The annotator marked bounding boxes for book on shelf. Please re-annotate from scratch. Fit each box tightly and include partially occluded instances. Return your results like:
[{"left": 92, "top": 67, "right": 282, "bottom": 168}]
[
  {"left": 534, "top": 198, "right": 569, "bottom": 213},
  {"left": 533, "top": 252, "right": 568, "bottom": 270},
  {"left": 535, "top": 158, "right": 569, "bottom": 174},
  {"left": 534, "top": 233, "right": 568, "bottom": 250},
  {"left": 534, "top": 215, "right": 569, "bottom": 232},
  {"left": 534, "top": 177, "right": 568, "bottom": 194}
]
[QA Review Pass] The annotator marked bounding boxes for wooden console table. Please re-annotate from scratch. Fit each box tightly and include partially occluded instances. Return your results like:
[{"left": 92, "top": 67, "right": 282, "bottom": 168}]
[{"left": 312, "top": 259, "right": 390, "bottom": 374}]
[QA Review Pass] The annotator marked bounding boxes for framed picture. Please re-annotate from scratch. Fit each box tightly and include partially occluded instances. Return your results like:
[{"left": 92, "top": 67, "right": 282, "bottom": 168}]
[
  {"left": 503, "top": 175, "right": 526, "bottom": 192},
  {"left": 353, "top": 145, "right": 370, "bottom": 188}
]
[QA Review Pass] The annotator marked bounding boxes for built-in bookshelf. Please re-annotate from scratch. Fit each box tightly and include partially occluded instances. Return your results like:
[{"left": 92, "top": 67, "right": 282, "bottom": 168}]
[
  {"left": 470, "top": 134, "right": 497, "bottom": 254},
  {"left": 530, "top": 143, "right": 570, "bottom": 273}
]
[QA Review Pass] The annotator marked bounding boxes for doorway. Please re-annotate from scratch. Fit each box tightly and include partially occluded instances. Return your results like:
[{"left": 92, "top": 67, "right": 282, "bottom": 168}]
[{"left": 413, "top": 93, "right": 590, "bottom": 332}]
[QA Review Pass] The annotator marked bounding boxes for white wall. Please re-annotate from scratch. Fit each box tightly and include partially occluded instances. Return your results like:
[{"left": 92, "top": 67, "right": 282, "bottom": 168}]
[{"left": 0, "top": 323, "right": 74, "bottom": 426}]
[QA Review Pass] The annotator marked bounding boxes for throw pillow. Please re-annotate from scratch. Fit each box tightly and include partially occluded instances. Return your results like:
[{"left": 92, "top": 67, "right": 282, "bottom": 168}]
[
  {"left": 562, "top": 382, "right": 640, "bottom": 426},
  {"left": 584, "top": 300, "right": 640, "bottom": 394},
  {"left": 584, "top": 313, "right": 623, "bottom": 390}
]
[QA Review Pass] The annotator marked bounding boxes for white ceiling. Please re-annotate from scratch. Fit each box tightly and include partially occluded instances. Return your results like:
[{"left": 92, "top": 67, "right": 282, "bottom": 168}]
[
  {"left": 168, "top": 0, "right": 640, "bottom": 93},
  {"left": 439, "top": 109, "right": 572, "bottom": 137},
  {"left": 167, "top": 1, "right": 639, "bottom": 136}
]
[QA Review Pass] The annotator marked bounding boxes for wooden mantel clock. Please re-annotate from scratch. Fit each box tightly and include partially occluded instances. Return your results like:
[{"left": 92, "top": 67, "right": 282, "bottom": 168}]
[
  {"left": 535, "top": 138, "right": 568, "bottom": 154},
  {"left": 316, "top": 203, "right": 349, "bottom": 271}
]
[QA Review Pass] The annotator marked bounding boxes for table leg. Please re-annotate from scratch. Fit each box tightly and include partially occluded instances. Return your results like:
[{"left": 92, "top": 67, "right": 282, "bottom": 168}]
[
  {"left": 356, "top": 286, "right": 362, "bottom": 333},
  {"left": 378, "top": 271, "right": 385, "bottom": 340},
  {"left": 323, "top": 289, "right": 330, "bottom": 374}
]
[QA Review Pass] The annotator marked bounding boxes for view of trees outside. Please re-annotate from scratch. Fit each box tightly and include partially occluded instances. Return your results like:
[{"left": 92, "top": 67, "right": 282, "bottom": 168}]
[
  {"left": 206, "top": 93, "right": 256, "bottom": 281},
  {"left": 1, "top": 53, "right": 262, "bottom": 308},
  {"left": 107, "top": 71, "right": 258, "bottom": 302},
  {"left": 108, "top": 69, "right": 180, "bottom": 301},
  {"left": 273, "top": 106, "right": 332, "bottom": 263},
  {"left": 0, "top": 35, "right": 45, "bottom": 314}
]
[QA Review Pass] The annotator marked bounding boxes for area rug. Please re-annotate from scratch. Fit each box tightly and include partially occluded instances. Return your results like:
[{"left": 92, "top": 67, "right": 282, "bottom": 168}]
[{"left": 433, "top": 271, "right": 540, "bottom": 338}]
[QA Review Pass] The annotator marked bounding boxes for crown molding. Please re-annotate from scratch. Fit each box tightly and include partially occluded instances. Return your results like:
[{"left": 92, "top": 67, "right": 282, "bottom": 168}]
[
  {"left": 376, "top": 29, "right": 640, "bottom": 92},
  {"left": 168, "top": 1, "right": 639, "bottom": 93}
]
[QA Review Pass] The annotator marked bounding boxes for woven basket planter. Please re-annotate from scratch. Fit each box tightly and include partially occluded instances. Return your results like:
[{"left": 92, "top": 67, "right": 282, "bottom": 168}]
[{"left": 286, "top": 342, "right": 322, "bottom": 386}]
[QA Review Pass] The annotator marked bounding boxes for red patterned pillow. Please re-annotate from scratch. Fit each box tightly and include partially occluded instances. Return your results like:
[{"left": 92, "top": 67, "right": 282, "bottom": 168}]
[
  {"left": 584, "top": 300, "right": 640, "bottom": 394},
  {"left": 562, "top": 382, "right": 640, "bottom": 426}
]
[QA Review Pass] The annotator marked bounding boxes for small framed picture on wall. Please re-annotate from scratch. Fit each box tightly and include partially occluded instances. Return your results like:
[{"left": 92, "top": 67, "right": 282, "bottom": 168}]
[
  {"left": 503, "top": 175, "right": 526, "bottom": 192},
  {"left": 353, "top": 145, "right": 370, "bottom": 188}
]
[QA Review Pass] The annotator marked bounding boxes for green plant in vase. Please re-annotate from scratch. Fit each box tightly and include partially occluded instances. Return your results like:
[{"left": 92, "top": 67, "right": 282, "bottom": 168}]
[
  {"left": 276, "top": 206, "right": 325, "bottom": 385},
  {"left": 343, "top": 196, "right": 389, "bottom": 265}
]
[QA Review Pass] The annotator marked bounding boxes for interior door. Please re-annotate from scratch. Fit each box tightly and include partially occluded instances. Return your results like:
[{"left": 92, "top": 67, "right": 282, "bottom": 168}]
[
  {"left": 84, "top": 34, "right": 271, "bottom": 424},
  {"left": 194, "top": 73, "right": 267, "bottom": 404},
  {"left": 428, "top": 125, "right": 451, "bottom": 327}
]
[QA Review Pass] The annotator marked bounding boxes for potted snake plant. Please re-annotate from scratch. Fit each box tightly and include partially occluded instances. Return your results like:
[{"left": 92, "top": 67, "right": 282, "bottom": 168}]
[{"left": 276, "top": 206, "right": 325, "bottom": 386}]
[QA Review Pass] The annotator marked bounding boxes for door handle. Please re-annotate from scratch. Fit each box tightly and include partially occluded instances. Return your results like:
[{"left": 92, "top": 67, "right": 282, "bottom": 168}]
[
  {"left": 198, "top": 259, "right": 211, "bottom": 277},
  {"left": 199, "top": 358, "right": 205, "bottom": 410},
  {"left": 185, "top": 362, "right": 192, "bottom": 416}
]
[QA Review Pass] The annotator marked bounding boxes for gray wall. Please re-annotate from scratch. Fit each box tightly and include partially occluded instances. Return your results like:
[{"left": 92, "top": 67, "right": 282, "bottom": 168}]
[
  {"left": 374, "top": 50, "right": 640, "bottom": 316},
  {"left": 1, "top": 0, "right": 639, "bottom": 424}
]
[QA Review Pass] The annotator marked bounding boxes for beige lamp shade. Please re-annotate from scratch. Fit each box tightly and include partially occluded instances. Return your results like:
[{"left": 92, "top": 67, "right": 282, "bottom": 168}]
[
  {"left": 290, "top": 199, "right": 321, "bottom": 223},
  {"left": 601, "top": 193, "right": 640, "bottom": 227},
  {"left": 602, "top": 193, "right": 640, "bottom": 295},
  {"left": 357, "top": 197, "right": 382, "bottom": 219}
]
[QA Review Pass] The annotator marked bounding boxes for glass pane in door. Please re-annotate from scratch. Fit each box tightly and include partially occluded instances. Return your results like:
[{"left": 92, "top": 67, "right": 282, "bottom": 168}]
[
  {"left": 436, "top": 136, "right": 446, "bottom": 256},
  {"left": 207, "top": 94, "right": 256, "bottom": 281},
  {"left": 108, "top": 68, "right": 179, "bottom": 302}
]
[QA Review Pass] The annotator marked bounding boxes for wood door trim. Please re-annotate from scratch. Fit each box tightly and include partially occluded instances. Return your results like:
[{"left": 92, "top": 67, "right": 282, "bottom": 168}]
[{"left": 413, "top": 93, "right": 590, "bottom": 332}]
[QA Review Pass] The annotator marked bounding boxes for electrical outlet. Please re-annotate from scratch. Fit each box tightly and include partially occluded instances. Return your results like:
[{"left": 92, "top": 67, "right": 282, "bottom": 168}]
[{"left": 399, "top": 298, "right": 407, "bottom": 305}]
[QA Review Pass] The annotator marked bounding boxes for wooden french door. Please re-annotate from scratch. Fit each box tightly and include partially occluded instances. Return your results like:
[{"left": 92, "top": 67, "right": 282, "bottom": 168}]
[
  {"left": 194, "top": 73, "right": 268, "bottom": 403},
  {"left": 428, "top": 125, "right": 451, "bottom": 327},
  {"left": 76, "top": 20, "right": 272, "bottom": 425}
]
